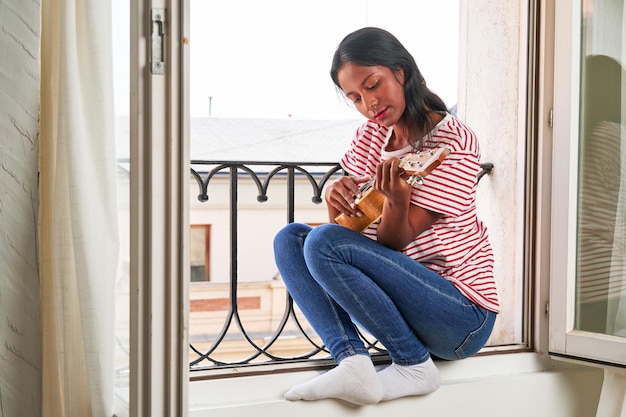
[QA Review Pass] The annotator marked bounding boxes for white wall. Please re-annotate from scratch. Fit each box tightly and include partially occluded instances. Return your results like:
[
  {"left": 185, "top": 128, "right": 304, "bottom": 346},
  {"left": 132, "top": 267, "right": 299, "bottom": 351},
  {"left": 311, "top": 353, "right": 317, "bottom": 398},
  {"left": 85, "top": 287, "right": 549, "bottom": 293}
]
[
  {"left": 0, "top": 0, "right": 42, "bottom": 415},
  {"left": 458, "top": 0, "right": 527, "bottom": 347}
]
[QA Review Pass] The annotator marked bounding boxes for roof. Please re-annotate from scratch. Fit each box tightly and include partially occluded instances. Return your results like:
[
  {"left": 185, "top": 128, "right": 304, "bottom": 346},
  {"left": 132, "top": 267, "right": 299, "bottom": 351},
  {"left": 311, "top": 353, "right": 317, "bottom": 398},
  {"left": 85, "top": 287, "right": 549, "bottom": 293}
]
[
  {"left": 116, "top": 116, "right": 363, "bottom": 163},
  {"left": 189, "top": 117, "right": 360, "bottom": 163}
]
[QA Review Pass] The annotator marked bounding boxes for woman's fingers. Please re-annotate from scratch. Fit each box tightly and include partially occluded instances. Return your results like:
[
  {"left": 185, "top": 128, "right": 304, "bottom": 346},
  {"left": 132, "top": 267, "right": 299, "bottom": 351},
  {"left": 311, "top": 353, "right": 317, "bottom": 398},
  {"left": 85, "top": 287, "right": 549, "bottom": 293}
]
[
  {"left": 327, "top": 177, "right": 364, "bottom": 217},
  {"left": 375, "top": 158, "right": 410, "bottom": 196},
  {"left": 375, "top": 158, "right": 398, "bottom": 191}
]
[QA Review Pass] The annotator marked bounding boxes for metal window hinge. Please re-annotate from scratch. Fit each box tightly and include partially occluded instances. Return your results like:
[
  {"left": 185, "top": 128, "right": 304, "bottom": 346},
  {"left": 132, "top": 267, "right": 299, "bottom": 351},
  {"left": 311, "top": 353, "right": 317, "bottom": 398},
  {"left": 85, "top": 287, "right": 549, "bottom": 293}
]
[{"left": 151, "top": 8, "right": 165, "bottom": 75}]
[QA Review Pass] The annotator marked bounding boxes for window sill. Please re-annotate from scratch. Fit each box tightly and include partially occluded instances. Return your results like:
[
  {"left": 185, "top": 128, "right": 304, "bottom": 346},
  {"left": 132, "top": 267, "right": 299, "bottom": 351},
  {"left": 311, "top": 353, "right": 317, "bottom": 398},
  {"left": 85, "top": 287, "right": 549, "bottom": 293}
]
[{"left": 189, "top": 351, "right": 603, "bottom": 416}]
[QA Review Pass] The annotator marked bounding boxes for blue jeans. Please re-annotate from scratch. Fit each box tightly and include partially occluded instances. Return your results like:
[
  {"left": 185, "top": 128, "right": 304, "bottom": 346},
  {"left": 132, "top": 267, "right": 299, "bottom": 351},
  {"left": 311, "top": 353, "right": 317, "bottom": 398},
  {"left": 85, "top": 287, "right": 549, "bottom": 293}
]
[{"left": 273, "top": 222, "right": 496, "bottom": 365}]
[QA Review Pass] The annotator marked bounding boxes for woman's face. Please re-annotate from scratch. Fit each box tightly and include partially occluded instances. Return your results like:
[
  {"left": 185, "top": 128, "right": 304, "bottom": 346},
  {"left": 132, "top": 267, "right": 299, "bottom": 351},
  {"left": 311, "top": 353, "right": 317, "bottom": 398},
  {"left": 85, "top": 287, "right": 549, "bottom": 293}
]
[{"left": 337, "top": 63, "right": 406, "bottom": 127}]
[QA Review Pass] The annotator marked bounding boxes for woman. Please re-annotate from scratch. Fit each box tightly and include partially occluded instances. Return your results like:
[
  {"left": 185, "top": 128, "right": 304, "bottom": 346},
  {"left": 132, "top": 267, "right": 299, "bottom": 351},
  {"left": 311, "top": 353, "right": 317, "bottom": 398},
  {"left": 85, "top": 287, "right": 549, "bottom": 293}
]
[{"left": 273, "top": 27, "right": 499, "bottom": 405}]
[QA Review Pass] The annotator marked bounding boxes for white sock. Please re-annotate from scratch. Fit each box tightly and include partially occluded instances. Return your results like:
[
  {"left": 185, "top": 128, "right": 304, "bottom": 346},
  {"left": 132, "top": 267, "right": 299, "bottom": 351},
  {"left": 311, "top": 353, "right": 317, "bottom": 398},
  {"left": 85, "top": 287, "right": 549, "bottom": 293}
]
[
  {"left": 377, "top": 357, "right": 441, "bottom": 401},
  {"left": 284, "top": 354, "right": 382, "bottom": 405}
]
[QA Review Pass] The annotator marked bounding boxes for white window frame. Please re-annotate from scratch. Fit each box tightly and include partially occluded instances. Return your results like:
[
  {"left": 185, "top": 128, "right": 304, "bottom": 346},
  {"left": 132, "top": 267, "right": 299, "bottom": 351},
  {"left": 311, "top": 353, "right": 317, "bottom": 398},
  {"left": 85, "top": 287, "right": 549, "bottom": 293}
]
[
  {"left": 129, "top": 0, "right": 190, "bottom": 416},
  {"left": 548, "top": 0, "right": 626, "bottom": 366}
]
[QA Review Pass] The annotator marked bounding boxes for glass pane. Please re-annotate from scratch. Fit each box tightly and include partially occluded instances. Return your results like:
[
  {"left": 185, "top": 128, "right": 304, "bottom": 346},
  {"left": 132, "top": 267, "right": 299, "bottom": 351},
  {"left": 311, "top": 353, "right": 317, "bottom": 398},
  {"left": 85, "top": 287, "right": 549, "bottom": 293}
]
[
  {"left": 190, "top": 226, "right": 209, "bottom": 282},
  {"left": 576, "top": 0, "right": 626, "bottom": 337}
]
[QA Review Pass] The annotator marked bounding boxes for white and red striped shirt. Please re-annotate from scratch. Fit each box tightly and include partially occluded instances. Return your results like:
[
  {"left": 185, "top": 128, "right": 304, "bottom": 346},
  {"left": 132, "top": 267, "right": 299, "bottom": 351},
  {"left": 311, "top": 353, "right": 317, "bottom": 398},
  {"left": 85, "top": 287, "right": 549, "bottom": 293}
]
[
  {"left": 340, "top": 114, "right": 500, "bottom": 313},
  {"left": 577, "top": 120, "right": 626, "bottom": 304}
]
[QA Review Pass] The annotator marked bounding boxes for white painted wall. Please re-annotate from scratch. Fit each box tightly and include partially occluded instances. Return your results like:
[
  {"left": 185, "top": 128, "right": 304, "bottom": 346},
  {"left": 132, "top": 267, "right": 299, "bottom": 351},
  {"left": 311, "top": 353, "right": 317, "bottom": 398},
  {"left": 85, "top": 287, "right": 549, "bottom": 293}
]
[
  {"left": 0, "top": 0, "right": 42, "bottom": 415},
  {"left": 459, "top": 0, "right": 527, "bottom": 347}
]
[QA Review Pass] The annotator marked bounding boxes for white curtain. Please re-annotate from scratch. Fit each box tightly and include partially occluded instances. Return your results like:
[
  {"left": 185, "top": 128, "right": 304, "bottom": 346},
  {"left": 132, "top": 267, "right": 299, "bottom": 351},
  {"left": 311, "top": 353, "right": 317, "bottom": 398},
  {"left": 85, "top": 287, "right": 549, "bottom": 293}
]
[{"left": 39, "top": 0, "right": 118, "bottom": 416}]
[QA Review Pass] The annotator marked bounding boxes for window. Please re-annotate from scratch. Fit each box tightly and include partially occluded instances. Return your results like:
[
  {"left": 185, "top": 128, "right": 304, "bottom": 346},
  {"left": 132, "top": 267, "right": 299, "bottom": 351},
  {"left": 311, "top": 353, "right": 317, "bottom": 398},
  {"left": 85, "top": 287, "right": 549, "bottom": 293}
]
[
  {"left": 549, "top": 0, "right": 626, "bottom": 366},
  {"left": 125, "top": 1, "right": 189, "bottom": 415},
  {"left": 124, "top": 0, "right": 535, "bottom": 414},
  {"left": 186, "top": 0, "right": 528, "bottom": 375},
  {"left": 190, "top": 225, "right": 211, "bottom": 282}
]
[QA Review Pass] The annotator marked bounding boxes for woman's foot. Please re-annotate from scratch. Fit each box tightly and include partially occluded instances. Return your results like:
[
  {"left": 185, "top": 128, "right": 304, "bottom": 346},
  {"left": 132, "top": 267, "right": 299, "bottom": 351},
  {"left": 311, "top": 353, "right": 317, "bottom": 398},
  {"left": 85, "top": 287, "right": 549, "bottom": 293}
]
[
  {"left": 377, "top": 357, "right": 441, "bottom": 401},
  {"left": 284, "top": 354, "right": 382, "bottom": 405}
]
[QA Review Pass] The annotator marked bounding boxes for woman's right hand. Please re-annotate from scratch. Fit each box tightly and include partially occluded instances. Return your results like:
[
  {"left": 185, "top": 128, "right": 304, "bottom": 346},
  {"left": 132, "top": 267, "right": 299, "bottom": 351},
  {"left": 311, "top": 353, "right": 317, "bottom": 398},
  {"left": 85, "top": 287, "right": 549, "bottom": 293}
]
[{"left": 325, "top": 175, "right": 370, "bottom": 221}]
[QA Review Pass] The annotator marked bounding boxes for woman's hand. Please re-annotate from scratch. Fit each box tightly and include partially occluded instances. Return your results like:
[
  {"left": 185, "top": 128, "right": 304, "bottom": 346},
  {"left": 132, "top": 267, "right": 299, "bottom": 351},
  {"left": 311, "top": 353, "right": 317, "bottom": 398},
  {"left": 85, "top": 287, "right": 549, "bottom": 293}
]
[
  {"left": 374, "top": 157, "right": 412, "bottom": 203},
  {"left": 325, "top": 175, "right": 370, "bottom": 222},
  {"left": 374, "top": 157, "right": 442, "bottom": 249}
]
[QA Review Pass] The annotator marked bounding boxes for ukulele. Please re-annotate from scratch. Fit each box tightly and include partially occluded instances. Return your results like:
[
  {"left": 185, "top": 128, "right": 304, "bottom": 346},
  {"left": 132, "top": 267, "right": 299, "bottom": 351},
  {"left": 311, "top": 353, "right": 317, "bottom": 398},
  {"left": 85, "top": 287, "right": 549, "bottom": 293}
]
[{"left": 335, "top": 146, "right": 451, "bottom": 232}]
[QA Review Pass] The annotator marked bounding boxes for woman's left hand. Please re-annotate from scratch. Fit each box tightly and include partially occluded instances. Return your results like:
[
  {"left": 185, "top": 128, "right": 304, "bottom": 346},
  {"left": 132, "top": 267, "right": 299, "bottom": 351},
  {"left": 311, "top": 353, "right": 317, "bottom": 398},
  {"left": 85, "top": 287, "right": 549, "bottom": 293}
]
[
  {"left": 373, "top": 157, "right": 412, "bottom": 203},
  {"left": 373, "top": 157, "right": 442, "bottom": 250}
]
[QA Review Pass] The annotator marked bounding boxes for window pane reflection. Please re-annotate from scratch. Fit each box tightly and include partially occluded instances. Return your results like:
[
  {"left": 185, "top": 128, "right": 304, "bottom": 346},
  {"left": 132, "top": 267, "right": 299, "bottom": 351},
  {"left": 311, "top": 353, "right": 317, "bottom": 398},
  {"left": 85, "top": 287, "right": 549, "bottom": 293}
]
[{"left": 576, "top": 0, "right": 626, "bottom": 337}]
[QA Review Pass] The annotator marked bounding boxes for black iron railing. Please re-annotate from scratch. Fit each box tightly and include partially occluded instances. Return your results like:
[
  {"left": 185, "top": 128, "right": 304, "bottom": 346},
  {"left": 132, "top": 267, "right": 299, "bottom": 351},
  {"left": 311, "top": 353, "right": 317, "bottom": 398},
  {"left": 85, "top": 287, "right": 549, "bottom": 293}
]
[
  {"left": 189, "top": 161, "right": 385, "bottom": 373},
  {"left": 187, "top": 160, "right": 493, "bottom": 375}
]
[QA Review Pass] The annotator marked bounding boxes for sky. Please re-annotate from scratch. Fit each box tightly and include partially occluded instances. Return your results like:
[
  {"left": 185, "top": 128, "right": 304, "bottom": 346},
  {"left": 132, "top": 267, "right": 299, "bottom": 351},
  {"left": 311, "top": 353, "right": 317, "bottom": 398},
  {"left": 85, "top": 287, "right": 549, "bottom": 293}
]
[{"left": 112, "top": 0, "right": 460, "bottom": 120}]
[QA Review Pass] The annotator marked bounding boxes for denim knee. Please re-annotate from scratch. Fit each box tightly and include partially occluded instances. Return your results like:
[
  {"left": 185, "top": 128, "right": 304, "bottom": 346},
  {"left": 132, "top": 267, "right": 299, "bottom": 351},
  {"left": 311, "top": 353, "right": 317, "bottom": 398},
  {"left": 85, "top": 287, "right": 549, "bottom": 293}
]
[
  {"left": 274, "top": 222, "right": 310, "bottom": 247},
  {"left": 303, "top": 223, "right": 357, "bottom": 254}
]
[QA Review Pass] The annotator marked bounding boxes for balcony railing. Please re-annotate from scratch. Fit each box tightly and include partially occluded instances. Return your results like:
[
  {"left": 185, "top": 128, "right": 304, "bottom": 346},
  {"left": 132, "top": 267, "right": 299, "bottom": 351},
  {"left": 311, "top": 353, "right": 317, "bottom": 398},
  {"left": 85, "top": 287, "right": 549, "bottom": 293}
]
[
  {"left": 189, "top": 161, "right": 386, "bottom": 376},
  {"left": 187, "top": 160, "right": 493, "bottom": 377}
]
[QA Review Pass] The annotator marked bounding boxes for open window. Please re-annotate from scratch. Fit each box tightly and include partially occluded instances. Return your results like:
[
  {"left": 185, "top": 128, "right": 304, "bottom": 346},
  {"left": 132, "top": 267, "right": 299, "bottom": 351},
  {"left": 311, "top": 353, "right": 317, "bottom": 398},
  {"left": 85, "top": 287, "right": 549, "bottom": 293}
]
[
  {"left": 549, "top": 0, "right": 626, "bottom": 366},
  {"left": 120, "top": 0, "right": 538, "bottom": 415}
]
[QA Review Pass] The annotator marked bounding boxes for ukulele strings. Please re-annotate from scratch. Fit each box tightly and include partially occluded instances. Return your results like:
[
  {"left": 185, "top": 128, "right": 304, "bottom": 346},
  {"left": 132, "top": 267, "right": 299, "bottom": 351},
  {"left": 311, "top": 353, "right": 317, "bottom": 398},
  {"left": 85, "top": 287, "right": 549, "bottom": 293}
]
[{"left": 358, "top": 167, "right": 410, "bottom": 194}]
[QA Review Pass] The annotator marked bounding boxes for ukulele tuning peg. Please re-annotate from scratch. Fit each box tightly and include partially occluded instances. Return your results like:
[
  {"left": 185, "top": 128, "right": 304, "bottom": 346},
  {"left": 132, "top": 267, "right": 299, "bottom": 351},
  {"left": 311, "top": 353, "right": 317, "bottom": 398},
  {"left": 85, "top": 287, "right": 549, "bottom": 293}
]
[{"left": 407, "top": 175, "right": 424, "bottom": 186}]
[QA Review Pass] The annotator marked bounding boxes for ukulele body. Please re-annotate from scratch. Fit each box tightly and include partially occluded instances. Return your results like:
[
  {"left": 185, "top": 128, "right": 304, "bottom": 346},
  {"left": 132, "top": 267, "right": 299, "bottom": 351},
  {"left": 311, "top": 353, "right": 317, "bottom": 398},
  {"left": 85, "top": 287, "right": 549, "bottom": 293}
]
[{"left": 333, "top": 146, "right": 451, "bottom": 233}]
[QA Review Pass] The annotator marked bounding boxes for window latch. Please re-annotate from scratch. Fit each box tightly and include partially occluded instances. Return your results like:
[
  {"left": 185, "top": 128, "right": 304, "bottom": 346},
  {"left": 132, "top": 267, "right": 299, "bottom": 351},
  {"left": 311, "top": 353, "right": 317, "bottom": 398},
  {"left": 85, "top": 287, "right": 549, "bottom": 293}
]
[{"left": 151, "top": 8, "right": 165, "bottom": 75}]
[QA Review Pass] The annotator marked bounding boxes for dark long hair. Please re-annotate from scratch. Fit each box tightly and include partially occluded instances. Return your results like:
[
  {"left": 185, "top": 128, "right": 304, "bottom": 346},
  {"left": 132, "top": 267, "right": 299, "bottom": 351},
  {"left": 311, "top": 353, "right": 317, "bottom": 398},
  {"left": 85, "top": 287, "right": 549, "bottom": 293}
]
[{"left": 330, "top": 27, "right": 447, "bottom": 147}]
